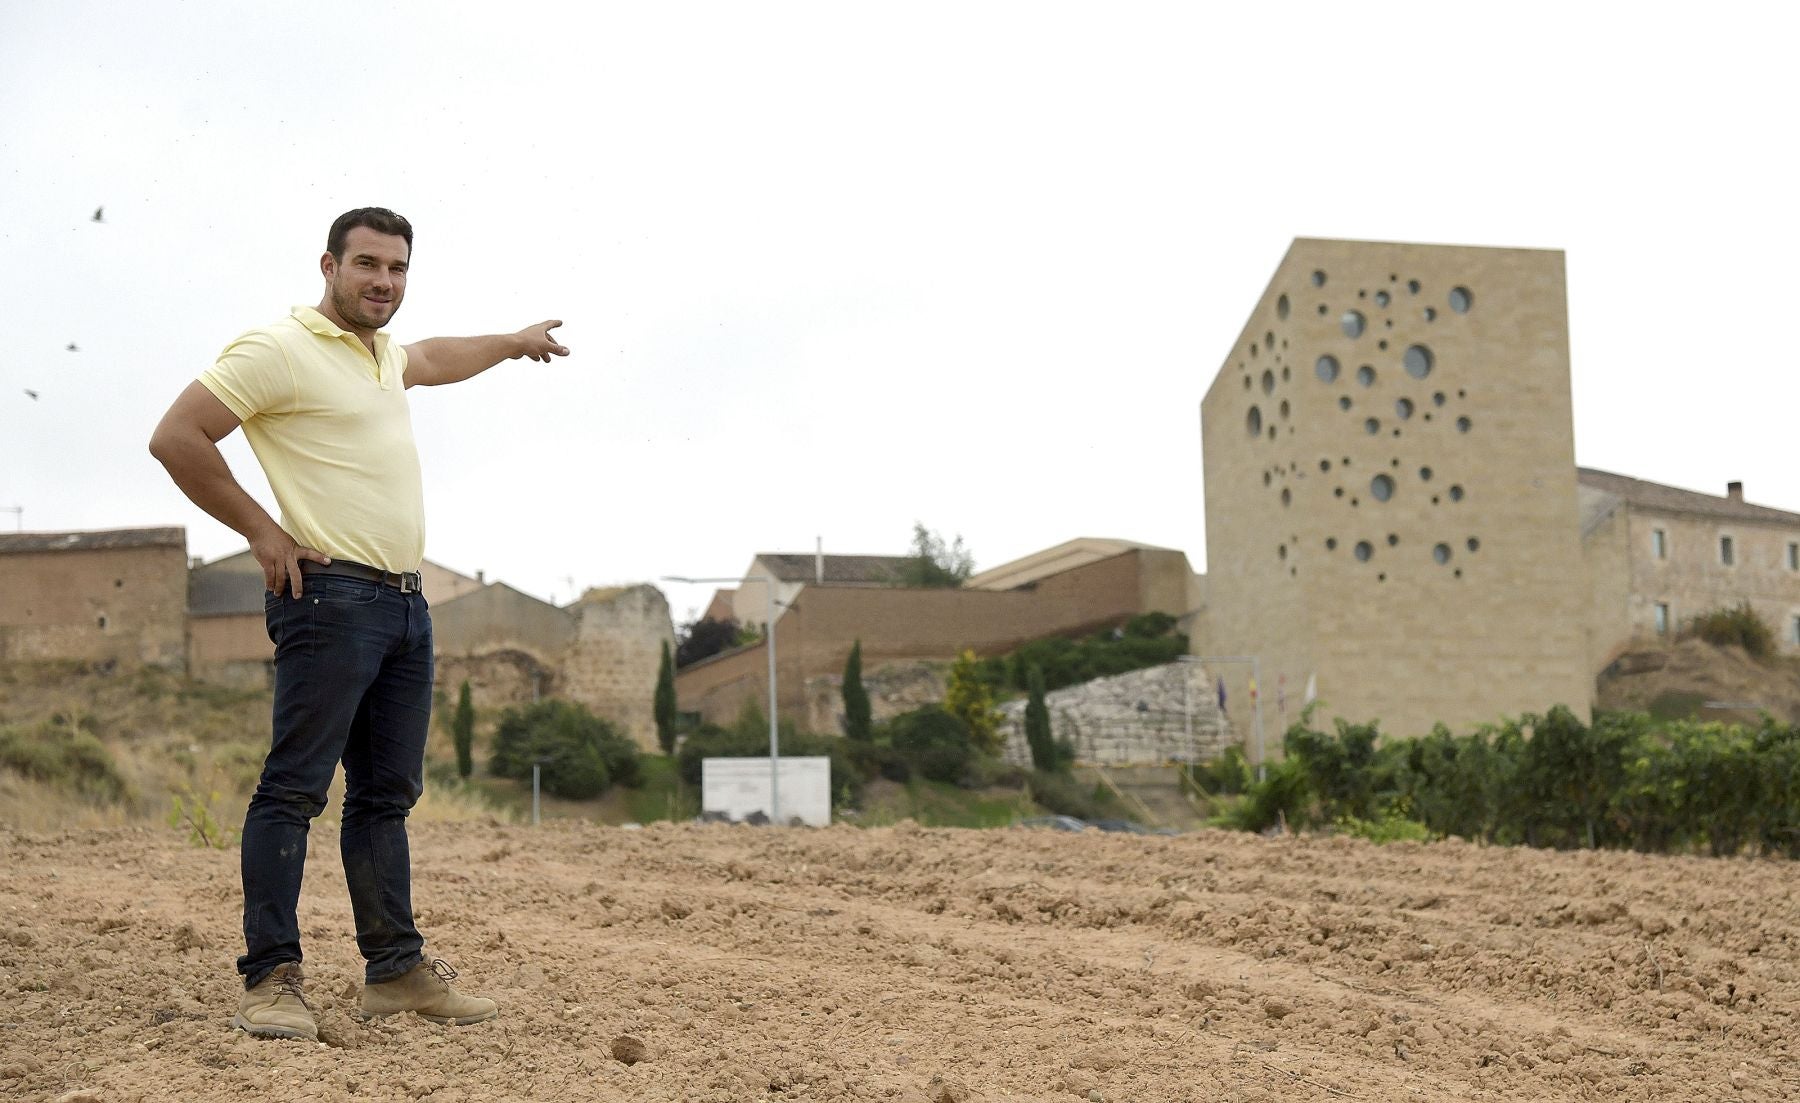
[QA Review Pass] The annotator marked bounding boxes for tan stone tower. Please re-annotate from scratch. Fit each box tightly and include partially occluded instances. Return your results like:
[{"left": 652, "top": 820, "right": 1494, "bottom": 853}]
[{"left": 1199, "top": 238, "right": 1590, "bottom": 751}]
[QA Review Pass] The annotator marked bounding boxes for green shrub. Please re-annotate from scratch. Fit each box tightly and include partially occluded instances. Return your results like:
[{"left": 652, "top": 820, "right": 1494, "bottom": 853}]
[
  {"left": 886, "top": 705, "right": 975, "bottom": 784},
  {"left": 489, "top": 699, "right": 641, "bottom": 800},
  {"left": 1684, "top": 602, "right": 1776, "bottom": 660},
  {"left": 1336, "top": 803, "right": 1436, "bottom": 844},
  {"left": 0, "top": 719, "right": 128, "bottom": 802},
  {"left": 1189, "top": 745, "right": 1251, "bottom": 796},
  {"left": 1026, "top": 768, "right": 1106, "bottom": 820}
]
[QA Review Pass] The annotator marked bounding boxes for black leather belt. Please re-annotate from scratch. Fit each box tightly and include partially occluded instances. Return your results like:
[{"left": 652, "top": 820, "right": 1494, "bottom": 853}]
[{"left": 300, "top": 558, "right": 423, "bottom": 594}]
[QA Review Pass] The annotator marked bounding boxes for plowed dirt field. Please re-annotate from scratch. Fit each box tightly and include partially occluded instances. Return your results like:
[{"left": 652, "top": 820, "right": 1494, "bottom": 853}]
[{"left": 3, "top": 821, "right": 1796, "bottom": 1102}]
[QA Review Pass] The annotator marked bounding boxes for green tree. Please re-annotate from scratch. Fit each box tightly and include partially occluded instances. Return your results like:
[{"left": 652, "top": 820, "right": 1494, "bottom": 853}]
[
  {"left": 945, "top": 648, "right": 1003, "bottom": 755},
  {"left": 654, "top": 639, "right": 678, "bottom": 755},
  {"left": 889, "top": 522, "right": 974, "bottom": 588},
  {"left": 489, "top": 699, "right": 641, "bottom": 800},
  {"left": 452, "top": 680, "right": 475, "bottom": 779},
  {"left": 888, "top": 705, "right": 975, "bottom": 783},
  {"left": 843, "top": 639, "right": 872, "bottom": 741},
  {"left": 1024, "top": 664, "right": 1055, "bottom": 771}
]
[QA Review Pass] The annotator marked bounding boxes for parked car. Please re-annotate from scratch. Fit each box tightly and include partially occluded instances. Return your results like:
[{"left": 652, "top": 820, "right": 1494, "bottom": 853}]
[{"left": 1014, "top": 815, "right": 1088, "bottom": 832}]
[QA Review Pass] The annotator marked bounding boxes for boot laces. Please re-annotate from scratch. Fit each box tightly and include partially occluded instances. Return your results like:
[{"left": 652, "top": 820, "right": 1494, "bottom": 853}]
[
  {"left": 430, "top": 958, "right": 460, "bottom": 984},
  {"left": 272, "top": 968, "right": 312, "bottom": 1009}
]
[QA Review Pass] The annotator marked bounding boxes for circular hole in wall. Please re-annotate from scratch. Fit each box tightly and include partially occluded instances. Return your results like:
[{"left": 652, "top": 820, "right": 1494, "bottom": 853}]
[
  {"left": 1263, "top": 471, "right": 1272, "bottom": 486},
  {"left": 1433, "top": 543, "right": 1452, "bottom": 565},
  {"left": 1457, "top": 416, "right": 1472, "bottom": 433},
  {"left": 1354, "top": 541, "right": 1373, "bottom": 562},
  {"left": 1312, "top": 270, "right": 1327, "bottom": 287},
  {"left": 1282, "top": 366, "right": 1292, "bottom": 381},
  {"left": 1247, "top": 406, "right": 1262, "bottom": 436},
  {"left": 1334, "top": 487, "right": 1345, "bottom": 498},
  {"left": 1449, "top": 485, "right": 1465, "bottom": 501},
  {"left": 1278, "top": 544, "right": 1287, "bottom": 559},
  {"left": 1278, "top": 294, "right": 1290, "bottom": 320},
  {"left": 1268, "top": 425, "right": 1276, "bottom": 440},
  {"left": 1318, "top": 303, "right": 1329, "bottom": 315},
  {"left": 1375, "top": 290, "right": 1391, "bottom": 307},
  {"left": 1433, "top": 391, "right": 1447, "bottom": 406},
  {"left": 1364, "top": 418, "right": 1381, "bottom": 435},
  {"left": 1316, "top": 354, "right": 1340, "bottom": 383},
  {"left": 1408, "top": 279, "right": 1421, "bottom": 294},
  {"left": 1467, "top": 537, "right": 1480, "bottom": 552},
  {"left": 1326, "top": 537, "right": 1338, "bottom": 550},
  {"left": 1338, "top": 396, "right": 1352, "bottom": 410},
  {"left": 1404, "top": 344, "right": 1434, "bottom": 379},
  {"left": 1370, "top": 474, "right": 1395, "bottom": 501},
  {"left": 1320, "top": 458, "right": 1332, "bottom": 472},
  {"left": 1356, "top": 365, "right": 1377, "bottom": 386},
  {"left": 1449, "top": 286, "right": 1474, "bottom": 313},
  {"left": 1424, "top": 306, "right": 1437, "bottom": 322},
  {"left": 1386, "top": 533, "right": 1399, "bottom": 546},
  {"left": 1281, "top": 488, "right": 1292, "bottom": 506},
  {"left": 1419, "top": 465, "right": 1433, "bottom": 481},
  {"left": 1341, "top": 311, "right": 1366, "bottom": 339},
  {"left": 1279, "top": 399, "right": 1290, "bottom": 419},
  {"left": 1262, "top": 369, "right": 1276, "bottom": 394},
  {"left": 1396, "top": 397, "right": 1414, "bottom": 419}
]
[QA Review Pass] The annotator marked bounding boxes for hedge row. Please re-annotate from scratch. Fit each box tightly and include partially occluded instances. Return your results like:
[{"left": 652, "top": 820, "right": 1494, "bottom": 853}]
[{"left": 1227, "top": 706, "right": 1800, "bottom": 856}]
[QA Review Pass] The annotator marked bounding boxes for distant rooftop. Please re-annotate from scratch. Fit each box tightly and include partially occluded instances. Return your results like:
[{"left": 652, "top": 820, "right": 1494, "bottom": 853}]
[
  {"left": 0, "top": 527, "right": 185, "bottom": 554},
  {"left": 753, "top": 552, "right": 916, "bottom": 584},
  {"left": 1578, "top": 468, "right": 1800, "bottom": 526}
]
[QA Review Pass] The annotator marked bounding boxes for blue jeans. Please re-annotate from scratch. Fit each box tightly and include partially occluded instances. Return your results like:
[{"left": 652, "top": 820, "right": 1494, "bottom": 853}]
[{"left": 239, "top": 575, "right": 434, "bottom": 989}]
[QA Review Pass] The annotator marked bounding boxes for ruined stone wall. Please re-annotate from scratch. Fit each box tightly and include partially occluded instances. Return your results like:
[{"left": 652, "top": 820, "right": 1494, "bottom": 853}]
[
  {"left": 998, "top": 662, "right": 1231, "bottom": 767},
  {"left": 560, "top": 585, "right": 675, "bottom": 751}
]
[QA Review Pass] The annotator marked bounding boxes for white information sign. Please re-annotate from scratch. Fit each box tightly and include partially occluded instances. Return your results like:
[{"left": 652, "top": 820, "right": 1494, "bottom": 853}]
[{"left": 701, "top": 755, "right": 831, "bottom": 827}]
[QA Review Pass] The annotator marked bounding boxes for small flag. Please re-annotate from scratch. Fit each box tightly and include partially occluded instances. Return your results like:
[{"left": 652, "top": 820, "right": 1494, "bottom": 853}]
[
  {"left": 1217, "top": 675, "right": 1227, "bottom": 712},
  {"left": 1249, "top": 676, "right": 1259, "bottom": 702},
  {"left": 1303, "top": 673, "right": 1317, "bottom": 706}
]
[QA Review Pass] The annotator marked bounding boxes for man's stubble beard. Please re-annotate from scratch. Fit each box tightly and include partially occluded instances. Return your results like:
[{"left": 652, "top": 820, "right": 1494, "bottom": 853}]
[{"left": 331, "top": 279, "right": 400, "bottom": 332}]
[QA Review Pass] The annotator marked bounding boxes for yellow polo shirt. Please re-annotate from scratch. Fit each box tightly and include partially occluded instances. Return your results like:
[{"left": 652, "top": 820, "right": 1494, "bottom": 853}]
[{"left": 198, "top": 306, "right": 425, "bottom": 573}]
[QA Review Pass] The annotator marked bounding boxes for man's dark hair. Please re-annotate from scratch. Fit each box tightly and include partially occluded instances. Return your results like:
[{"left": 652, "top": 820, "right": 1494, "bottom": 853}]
[{"left": 326, "top": 207, "right": 414, "bottom": 260}]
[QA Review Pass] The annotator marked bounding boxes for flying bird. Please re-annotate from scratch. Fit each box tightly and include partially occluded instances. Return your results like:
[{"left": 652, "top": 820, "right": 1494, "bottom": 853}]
[
  {"left": 91, "top": 207, "right": 105, "bottom": 223},
  {"left": 66, "top": 342, "right": 79, "bottom": 352},
  {"left": 23, "top": 389, "right": 39, "bottom": 400}
]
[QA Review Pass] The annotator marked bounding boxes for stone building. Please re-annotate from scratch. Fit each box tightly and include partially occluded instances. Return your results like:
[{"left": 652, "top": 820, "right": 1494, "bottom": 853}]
[
  {"left": 677, "top": 541, "right": 1201, "bottom": 728},
  {"left": 186, "top": 548, "right": 484, "bottom": 685},
  {"left": 1580, "top": 469, "right": 1800, "bottom": 667},
  {"left": 1198, "top": 238, "right": 1592, "bottom": 751},
  {"left": 0, "top": 527, "right": 187, "bottom": 668}
]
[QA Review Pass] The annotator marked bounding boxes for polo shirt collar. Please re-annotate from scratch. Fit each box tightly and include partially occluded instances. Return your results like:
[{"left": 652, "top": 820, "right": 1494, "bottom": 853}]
[{"left": 291, "top": 305, "right": 391, "bottom": 355}]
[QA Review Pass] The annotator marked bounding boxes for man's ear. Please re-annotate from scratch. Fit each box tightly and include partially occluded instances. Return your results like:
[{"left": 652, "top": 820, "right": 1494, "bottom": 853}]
[{"left": 320, "top": 251, "right": 338, "bottom": 279}]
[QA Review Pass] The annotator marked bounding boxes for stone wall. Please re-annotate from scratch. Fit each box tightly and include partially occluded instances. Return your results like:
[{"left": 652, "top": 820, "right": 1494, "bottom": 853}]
[
  {"left": 0, "top": 536, "right": 188, "bottom": 668},
  {"left": 998, "top": 662, "right": 1231, "bottom": 766},
  {"left": 802, "top": 660, "right": 947, "bottom": 734}
]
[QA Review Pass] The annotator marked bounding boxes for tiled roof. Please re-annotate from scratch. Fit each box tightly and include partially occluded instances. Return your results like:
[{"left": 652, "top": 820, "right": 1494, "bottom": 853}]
[
  {"left": 1577, "top": 468, "right": 1800, "bottom": 526},
  {"left": 187, "top": 569, "right": 268, "bottom": 616},
  {"left": 0, "top": 527, "right": 185, "bottom": 554},
  {"left": 754, "top": 553, "right": 918, "bottom": 584}
]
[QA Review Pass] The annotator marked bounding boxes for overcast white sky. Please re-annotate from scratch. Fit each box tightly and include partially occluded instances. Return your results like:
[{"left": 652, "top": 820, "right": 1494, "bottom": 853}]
[{"left": 3, "top": 1, "right": 1795, "bottom": 622}]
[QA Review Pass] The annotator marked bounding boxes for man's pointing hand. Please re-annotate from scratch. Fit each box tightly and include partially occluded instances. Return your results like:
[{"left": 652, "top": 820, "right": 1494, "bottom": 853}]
[{"left": 515, "top": 320, "right": 570, "bottom": 363}]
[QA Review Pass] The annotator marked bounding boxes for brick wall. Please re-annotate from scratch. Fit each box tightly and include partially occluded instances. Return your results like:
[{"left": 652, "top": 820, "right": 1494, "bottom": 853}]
[{"left": 0, "top": 542, "right": 187, "bottom": 667}]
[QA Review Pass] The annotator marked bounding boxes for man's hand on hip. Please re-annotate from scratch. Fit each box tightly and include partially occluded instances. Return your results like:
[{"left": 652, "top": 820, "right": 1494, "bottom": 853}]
[
  {"left": 514, "top": 320, "right": 570, "bottom": 363},
  {"left": 253, "top": 526, "right": 332, "bottom": 598}
]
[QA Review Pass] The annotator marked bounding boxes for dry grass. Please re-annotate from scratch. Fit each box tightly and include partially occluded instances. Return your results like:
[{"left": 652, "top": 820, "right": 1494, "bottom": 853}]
[{"left": 0, "top": 661, "right": 507, "bottom": 833}]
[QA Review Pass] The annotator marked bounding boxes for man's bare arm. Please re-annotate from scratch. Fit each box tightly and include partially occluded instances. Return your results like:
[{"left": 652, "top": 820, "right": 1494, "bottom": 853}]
[
  {"left": 403, "top": 319, "right": 569, "bottom": 388},
  {"left": 147, "top": 381, "right": 330, "bottom": 597}
]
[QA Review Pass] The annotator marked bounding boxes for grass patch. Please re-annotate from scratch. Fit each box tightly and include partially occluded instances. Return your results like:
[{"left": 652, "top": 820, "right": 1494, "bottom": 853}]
[{"left": 0, "top": 718, "right": 129, "bottom": 802}]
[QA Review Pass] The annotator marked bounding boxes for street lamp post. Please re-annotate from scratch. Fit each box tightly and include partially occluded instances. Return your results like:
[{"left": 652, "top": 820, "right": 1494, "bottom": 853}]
[
  {"left": 663, "top": 573, "right": 783, "bottom": 824},
  {"left": 1177, "top": 654, "right": 1264, "bottom": 782}
]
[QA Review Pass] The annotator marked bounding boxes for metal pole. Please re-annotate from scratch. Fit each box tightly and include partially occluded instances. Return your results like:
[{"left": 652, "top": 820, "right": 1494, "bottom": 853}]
[
  {"left": 767, "top": 581, "right": 780, "bottom": 825},
  {"left": 531, "top": 763, "right": 541, "bottom": 826},
  {"left": 1252, "top": 656, "right": 1265, "bottom": 783}
]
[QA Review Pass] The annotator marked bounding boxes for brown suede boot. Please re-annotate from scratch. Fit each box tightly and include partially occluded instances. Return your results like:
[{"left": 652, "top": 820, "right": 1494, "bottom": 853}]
[
  {"left": 232, "top": 962, "right": 318, "bottom": 1042},
  {"left": 359, "top": 959, "right": 498, "bottom": 1025}
]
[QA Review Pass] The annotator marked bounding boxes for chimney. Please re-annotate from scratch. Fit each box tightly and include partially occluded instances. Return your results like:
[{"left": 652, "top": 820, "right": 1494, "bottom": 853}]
[
  {"left": 1728, "top": 481, "right": 1744, "bottom": 502},
  {"left": 816, "top": 536, "right": 824, "bottom": 584},
  {"left": 476, "top": 569, "right": 486, "bottom": 584}
]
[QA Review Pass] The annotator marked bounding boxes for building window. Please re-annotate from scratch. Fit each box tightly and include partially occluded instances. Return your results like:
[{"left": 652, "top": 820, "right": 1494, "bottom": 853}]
[
  {"left": 1651, "top": 529, "right": 1667, "bottom": 559},
  {"left": 1788, "top": 542, "right": 1798, "bottom": 571},
  {"left": 1720, "top": 535, "right": 1735, "bottom": 567},
  {"left": 1654, "top": 603, "right": 1670, "bottom": 636}
]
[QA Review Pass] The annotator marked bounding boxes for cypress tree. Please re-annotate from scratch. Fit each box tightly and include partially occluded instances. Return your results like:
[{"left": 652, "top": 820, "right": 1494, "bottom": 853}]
[
  {"left": 1024, "top": 664, "right": 1054, "bottom": 771},
  {"left": 843, "top": 639, "right": 872, "bottom": 741},
  {"left": 452, "top": 680, "right": 475, "bottom": 779},
  {"left": 654, "top": 639, "right": 678, "bottom": 755}
]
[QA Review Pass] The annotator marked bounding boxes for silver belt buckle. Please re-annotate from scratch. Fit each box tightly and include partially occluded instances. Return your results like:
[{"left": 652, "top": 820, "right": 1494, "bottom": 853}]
[{"left": 398, "top": 572, "right": 417, "bottom": 594}]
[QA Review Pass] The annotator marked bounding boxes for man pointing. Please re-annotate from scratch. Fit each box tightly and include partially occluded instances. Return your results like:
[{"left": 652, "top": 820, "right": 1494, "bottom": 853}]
[{"left": 150, "top": 207, "right": 567, "bottom": 1041}]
